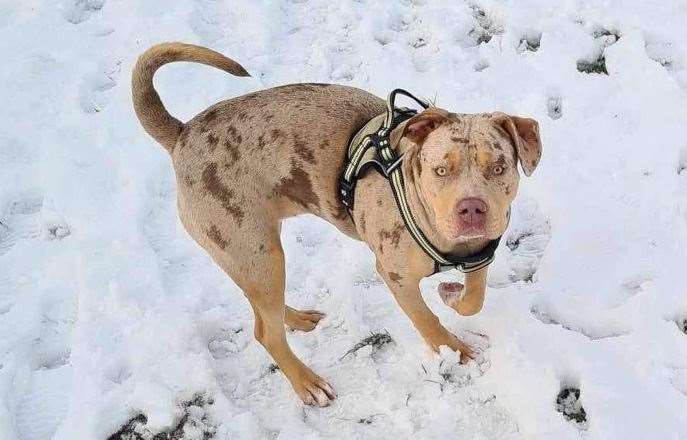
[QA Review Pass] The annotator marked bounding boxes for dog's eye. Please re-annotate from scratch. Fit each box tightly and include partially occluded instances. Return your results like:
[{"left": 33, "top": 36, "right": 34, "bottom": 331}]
[
  {"left": 434, "top": 166, "right": 447, "bottom": 177},
  {"left": 492, "top": 165, "right": 504, "bottom": 175}
]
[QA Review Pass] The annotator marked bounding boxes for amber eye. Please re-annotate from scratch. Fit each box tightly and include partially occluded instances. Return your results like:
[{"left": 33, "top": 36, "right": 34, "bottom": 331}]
[
  {"left": 434, "top": 166, "right": 447, "bottom": 177},
  {"left": 492, "top": 165, "right": 504, "bottom": 175}
]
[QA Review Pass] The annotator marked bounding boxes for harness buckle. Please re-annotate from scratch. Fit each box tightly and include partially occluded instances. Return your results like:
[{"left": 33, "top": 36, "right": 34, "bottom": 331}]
[{"left": 339, "top": 179, "right": 355, "bottom": 209}]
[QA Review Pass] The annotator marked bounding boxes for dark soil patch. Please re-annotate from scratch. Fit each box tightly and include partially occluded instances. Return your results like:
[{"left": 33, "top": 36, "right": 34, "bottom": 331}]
[
  {"left": 556, "top": 386, "right": 588, "bottom": 426},
  {"left": 107, "top": 394, "right": 216, "bottom": 440}
]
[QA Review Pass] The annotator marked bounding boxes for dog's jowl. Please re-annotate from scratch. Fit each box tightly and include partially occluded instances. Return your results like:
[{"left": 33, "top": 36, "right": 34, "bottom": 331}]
[{"left": 132, "top": 42, "right": 542, "bottom": 407}]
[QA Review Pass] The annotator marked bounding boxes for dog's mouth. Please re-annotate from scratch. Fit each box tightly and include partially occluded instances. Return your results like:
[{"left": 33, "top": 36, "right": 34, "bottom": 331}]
[
  {"left": 452, "top": 227, "right": 487, "bottom": 241},
  {"left": 447, "top": 221, "right": 489, "bottom": 242}
]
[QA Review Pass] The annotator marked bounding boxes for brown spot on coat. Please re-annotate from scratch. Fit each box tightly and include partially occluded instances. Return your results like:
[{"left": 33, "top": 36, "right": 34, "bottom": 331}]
[
  {"left": 451, "top": 136, "right": 469, "bottom": 143},
  {"left": 293, "top": 134, "right": 316, "bottom": 165},
  {"left": 184, "top": 175, "right": 194, "bottom": 187},
  {"left": 207, "top": 133, "right": 219, "bottom": 150},
  {"left": 226, "top": 126, "right": 243, "bottom": 145},
  {"left": 359, "top": 212, "right": 367, "bottom": 234},
  {"left": 207, "top": 225, "right": 228, "bottom": 249},
  {"left": 379, "top": 223, "right": 404, "bottom": 250},
  {"left": 256, "top": 133, "right": 267, "bottom": 151},
  {"left": 224, "top": 139, "right": 241, "bottom": 167},
  {"left": 271, "top": 128, "right": 285, "bottom": 140},
  {"left": 201, "top": 162, "right": 245, "bottom": 225},
  {"left": 388, "top": 272, "right": 403, "bottom": 283},
  {"left": 273, "top": 160, "right": 320, "bottom": 209}
]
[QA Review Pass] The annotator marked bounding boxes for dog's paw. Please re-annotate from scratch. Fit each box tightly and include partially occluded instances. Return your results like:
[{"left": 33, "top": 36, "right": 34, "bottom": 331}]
[
  {"left": 290, "top": 369, "right": 336, "bottom": 407},
  {"left": 428, "top": 332, "right": 475, "bottom": 364},
  {"left": 285, "top": 308, "right": 325, "bottom": 332}
]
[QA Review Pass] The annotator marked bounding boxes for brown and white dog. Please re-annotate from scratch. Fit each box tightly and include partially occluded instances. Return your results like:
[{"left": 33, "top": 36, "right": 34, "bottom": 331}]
[{"left": 132, "top": 42, "right": 542, "bottom": 407}]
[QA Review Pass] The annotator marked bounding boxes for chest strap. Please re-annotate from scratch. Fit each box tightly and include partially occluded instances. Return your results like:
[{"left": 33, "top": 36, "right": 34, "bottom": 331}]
[{"left": 340, "top": 89, "right": 504, "bottom": 274}]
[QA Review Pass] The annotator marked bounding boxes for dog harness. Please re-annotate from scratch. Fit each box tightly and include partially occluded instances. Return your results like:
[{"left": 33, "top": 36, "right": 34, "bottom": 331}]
[{"left": 339, "top": 89, "right": 505, "bottom": 274}]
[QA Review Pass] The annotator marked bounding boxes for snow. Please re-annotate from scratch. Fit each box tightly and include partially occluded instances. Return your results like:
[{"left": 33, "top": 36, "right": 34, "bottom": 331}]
[{"left": 1, "top": 0, "right": 687, "bottom": 439}]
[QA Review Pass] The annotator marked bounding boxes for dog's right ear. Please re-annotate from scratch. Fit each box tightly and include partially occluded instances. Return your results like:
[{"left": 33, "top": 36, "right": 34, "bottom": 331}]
[{"left": 391, "top": 108, "right": 450, "bottom": 147}]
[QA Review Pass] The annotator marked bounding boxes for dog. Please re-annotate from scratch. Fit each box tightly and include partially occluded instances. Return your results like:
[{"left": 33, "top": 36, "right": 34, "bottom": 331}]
[{"left": 132, "top": 42, "right": 542, "bottom": 407}]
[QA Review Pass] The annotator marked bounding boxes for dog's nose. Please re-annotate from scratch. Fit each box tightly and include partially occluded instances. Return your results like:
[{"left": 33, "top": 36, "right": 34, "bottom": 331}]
[{"left": 456, "top": 198, "right": 488, "bottom": 228}]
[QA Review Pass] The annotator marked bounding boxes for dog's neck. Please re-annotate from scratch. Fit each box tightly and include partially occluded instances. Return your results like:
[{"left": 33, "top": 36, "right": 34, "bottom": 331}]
[{"left": 400, "top": 146, "right": 488, "bottom": 258}]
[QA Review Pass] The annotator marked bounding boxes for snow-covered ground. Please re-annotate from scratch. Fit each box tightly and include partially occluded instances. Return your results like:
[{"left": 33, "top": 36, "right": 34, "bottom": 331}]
[{"left": 1, "top": 0, "right": 687, "bottom": 439}]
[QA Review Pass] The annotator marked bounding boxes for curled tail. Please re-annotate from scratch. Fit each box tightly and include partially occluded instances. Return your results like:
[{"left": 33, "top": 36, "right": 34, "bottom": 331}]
[{"left": 131, "top": 42, "right": 250, "bottom": 153}]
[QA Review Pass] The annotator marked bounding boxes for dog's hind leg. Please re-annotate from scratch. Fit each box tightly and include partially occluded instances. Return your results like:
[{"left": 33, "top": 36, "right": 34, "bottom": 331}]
[{"left": 210, "top": 223, "right": 335, "bottom": 406}]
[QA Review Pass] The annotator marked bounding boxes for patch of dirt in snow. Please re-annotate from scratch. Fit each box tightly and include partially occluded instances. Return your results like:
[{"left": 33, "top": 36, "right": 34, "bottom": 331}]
[
  {"left": 339, "top": 330, "right": 394, "bottom": 360},
  {"left": 576, "top": 25, "right": 620, "bottom": 75},
  {"left": 556, "top": 386, "right": 588, "bottom": 429},
  {"left": 107, "top": 395, "right": 216, "bottom": 440}
]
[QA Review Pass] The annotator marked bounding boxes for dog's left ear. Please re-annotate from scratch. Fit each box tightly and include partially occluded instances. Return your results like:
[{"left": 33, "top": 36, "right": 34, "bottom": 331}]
[{"left": 492, "top": 113, "right": 542, "bottom": 176}]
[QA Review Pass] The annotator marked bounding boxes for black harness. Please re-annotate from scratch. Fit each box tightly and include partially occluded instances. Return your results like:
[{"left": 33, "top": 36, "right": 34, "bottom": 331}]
[{"left": 339, "top": 89, "right": 505, "bottom": 274}]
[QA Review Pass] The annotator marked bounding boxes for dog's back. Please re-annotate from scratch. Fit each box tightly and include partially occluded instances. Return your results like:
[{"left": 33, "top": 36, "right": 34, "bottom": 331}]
[{"left": 174, "top": 83, "right": 383, "bottom": 232}]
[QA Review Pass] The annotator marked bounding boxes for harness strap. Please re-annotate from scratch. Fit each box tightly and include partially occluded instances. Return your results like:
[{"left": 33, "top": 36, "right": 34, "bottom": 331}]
[{"left": 340, "top": 89, "right": 505, "bottom": 274}]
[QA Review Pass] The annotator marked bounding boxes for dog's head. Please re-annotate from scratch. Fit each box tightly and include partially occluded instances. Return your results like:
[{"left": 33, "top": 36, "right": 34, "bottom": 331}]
[{"left": 393, "top": 108, "right": 542, "bottom": 249}]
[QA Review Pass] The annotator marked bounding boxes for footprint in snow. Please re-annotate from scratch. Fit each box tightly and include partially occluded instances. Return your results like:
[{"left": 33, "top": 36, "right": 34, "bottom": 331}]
[
  {"left": 547, "top": 94, "right": 563, "bottom": 120},
  {"left": 79, "top": 59, "right": 122, "bottom": 114},
  {"left": 576, "top": 26, "right": 620, "bottom": 75},
  {"left": 474, "top": 59, "right": 489, "bottom": 72},
  {"left": 676, "top": 317, "right": 687, "bottom": 335},
  {"left": 678, "top": 145, "right": 687, "bottom": 175},
  {"left": 188, "top": 0, "right": 234, "bottom": 44},
  {"left": 488, "top": 197, "right": 551, "bottom": 287},
  {"left": 466, "top": 4, "right": 503, "bottom": 47},
  {"left": 64, "top": 0, "right": 105, "bottom": 25},
  {"left": 208, "top": 327, "right": 249, "bottom": 359},
  {"left": 0, "top": 191, "right": 71, "bottom": 257},
  {"left": 517, "top": 31, "right": 541, "bottom": 53},
  {"left": 644, "top": 35, "right": 687, "bottom": 91},
  {"left": 12, "top": 286, "right": 77, "bottom": 440}
]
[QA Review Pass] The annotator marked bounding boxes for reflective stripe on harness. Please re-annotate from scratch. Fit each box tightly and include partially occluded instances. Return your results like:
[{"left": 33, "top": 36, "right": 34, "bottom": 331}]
[{"left": 339, "top": 89, "right": 505, "bottom": 274}]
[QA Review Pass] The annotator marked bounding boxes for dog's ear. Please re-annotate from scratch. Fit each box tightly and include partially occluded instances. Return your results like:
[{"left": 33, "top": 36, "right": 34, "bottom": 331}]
[
  {"left": 492, "top": 112, "right": 542, "bottom": 176},
  {"left": 391, "top": 108, "right": 450, "bottom": 147}
]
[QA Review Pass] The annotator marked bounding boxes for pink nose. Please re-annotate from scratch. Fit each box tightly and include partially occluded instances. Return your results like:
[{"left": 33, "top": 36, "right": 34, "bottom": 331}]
[{"left": 456, "top": 198, "right": 488, "bottom": 228}]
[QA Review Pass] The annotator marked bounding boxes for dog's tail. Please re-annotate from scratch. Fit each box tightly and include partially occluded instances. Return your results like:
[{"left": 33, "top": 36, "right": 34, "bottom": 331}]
[{"left": 132, "top": 42, "right": 250, "bottom": 153}]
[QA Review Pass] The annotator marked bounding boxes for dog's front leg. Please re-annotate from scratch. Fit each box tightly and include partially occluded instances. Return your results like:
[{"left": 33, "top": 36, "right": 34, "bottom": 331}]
[{"left": 377, "top": 263, "right": 474, "bottom": 362}]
